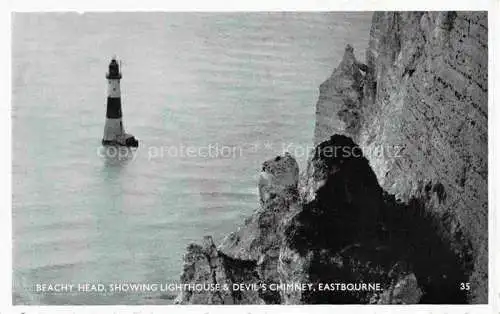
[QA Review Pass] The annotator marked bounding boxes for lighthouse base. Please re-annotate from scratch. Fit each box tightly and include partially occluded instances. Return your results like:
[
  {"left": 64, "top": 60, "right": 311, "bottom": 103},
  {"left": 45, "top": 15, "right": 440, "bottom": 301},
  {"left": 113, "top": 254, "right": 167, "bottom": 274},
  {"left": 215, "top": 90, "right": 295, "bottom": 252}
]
[{"left": 102, "top": 134, "right": 139, "bottom": 148}]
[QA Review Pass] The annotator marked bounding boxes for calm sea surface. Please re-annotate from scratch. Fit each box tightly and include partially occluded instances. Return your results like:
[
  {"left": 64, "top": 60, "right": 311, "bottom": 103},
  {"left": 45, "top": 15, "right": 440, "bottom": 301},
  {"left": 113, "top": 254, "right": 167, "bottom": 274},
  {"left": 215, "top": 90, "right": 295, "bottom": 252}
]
[{"left": 12, "top": 12, "right": 372, "bottom": 304}]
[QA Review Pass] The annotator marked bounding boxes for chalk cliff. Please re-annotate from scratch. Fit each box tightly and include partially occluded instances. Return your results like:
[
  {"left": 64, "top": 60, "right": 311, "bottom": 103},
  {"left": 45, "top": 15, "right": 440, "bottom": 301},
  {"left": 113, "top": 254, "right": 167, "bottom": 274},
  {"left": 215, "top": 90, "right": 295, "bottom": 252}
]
[
  {"left": 315, "top": 11, "right": 487, "bottom": 303},
  {"left": 175, "top": 11, "right": 487, "bottom": 304}
]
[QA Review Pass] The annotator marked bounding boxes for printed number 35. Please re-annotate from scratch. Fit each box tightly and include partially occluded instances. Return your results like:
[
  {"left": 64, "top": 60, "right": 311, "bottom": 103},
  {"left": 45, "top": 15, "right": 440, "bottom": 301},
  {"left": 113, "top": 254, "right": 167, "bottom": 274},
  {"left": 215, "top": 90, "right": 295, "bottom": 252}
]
[{"left": 460, "top": 282, "right": 471, "bottom": 291}]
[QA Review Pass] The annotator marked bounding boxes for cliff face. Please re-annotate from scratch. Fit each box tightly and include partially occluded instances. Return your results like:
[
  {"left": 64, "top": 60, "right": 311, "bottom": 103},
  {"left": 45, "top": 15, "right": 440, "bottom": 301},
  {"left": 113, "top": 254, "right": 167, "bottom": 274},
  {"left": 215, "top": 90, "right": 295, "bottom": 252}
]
[
  {"left": 315, "top": 11, "right": 487, "bottom": 302},
  {"left": 175, "top": 11, "right": 488, "bottom": 304}
]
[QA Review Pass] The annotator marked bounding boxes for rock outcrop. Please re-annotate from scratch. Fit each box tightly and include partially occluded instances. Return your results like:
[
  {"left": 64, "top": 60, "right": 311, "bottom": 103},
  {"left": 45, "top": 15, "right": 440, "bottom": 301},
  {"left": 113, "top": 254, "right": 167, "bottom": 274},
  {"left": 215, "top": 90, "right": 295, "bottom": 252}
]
[
  {"left": 175, "top": 11, "right": 487, "bottom": 304},
  {"left": 176, "top": 136, "right": 469, "bottom": 304}
]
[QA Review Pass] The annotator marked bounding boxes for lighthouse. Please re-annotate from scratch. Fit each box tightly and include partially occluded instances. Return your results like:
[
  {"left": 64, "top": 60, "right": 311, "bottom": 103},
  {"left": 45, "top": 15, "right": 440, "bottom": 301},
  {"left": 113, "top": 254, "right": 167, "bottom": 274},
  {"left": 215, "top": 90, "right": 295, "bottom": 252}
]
[{"left": 102, "top": 57, "right": 139, "bottom": 147}]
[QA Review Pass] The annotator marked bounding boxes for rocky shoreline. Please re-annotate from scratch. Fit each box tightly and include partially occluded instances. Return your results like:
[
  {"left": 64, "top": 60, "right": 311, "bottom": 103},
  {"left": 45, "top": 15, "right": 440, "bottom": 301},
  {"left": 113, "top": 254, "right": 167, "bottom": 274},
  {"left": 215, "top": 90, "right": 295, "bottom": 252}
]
[{"left": 175, "top": 11, "right": 488, "bottom": 304}]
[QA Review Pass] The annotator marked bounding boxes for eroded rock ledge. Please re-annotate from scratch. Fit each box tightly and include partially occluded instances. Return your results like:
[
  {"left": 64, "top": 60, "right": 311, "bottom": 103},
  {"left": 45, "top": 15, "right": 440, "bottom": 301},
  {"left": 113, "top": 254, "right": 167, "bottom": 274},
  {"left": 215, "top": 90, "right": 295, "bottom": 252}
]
[{"left": 175, "top": 136, "right": 468, "bottom": 304}]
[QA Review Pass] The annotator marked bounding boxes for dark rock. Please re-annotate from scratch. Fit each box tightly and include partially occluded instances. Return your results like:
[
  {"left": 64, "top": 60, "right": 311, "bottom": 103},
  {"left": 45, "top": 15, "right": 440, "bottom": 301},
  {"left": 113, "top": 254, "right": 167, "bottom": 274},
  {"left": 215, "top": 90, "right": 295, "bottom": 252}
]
[{"left": 177, "top": 137, "right": 469, "bottom": 304}]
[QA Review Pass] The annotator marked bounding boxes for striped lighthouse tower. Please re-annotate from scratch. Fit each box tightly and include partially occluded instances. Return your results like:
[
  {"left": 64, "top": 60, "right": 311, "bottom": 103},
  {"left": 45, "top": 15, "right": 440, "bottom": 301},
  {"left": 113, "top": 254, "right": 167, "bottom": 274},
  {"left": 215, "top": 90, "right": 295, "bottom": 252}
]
[{"left": 102, "top": 57, "right": 138, "bottom": 147}]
